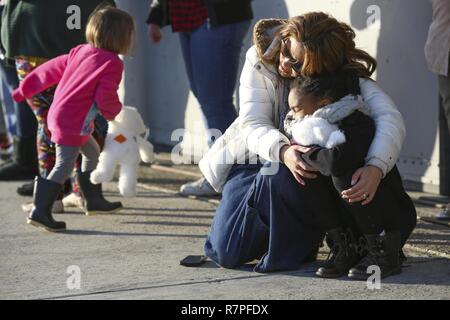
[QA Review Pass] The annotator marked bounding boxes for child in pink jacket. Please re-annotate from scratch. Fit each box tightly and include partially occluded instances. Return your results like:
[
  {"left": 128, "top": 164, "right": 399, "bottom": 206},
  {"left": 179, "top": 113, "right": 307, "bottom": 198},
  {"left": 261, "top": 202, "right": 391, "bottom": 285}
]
[{"left": 12, "top": 7, "right": 135, "bottom": 232}]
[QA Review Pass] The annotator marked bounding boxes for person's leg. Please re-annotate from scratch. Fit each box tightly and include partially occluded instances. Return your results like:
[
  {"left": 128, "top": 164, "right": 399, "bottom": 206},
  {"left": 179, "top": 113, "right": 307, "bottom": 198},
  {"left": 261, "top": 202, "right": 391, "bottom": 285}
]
[
  {"left": 205, "top": 162, "right": 324, "bottom": 272},
  {"left": 251, "top": 163, "right": 324, "bottom": 272},
  {"left": 301, "top": 175, "right": 361, "bottom": 278},
  {"left": 332, "top": 168, "right": 416, "bottom": 246},
  {"left": 76, "top": 136, "right": 122, "bottom": 216},
  {"left": 47, "top": 145, "right": 80, "bottom": 184},
  {"left": 0, "top": 61, "right": 38, "bottom": 180},
  {"left": 332, "top": 173, "right": 384, "bottom": 236},
  {"left": 79, "top": 135, "right": 100, "bottom": 172},
  {"left": 438, "top": 66, "right": 450, "bottom": 218},
  {"left": 0, "top": 62, "right": 36, "bottom": 139},
  {"left": 189, "top": 20, "right": 251, "bottom": 134},
  {"left": 65, "top": 115, "right": 108, "bottom": 208},
  {"left": 0, "top": 94, "right": 9, "bottom": 152},
  {"left": 179, "top": 32, "right": 198, "bottom": 98},
  {"left": 332, "top": 170, "right": 411, "bottom": 280},
  {"left": 0, "top": 73, "right": 15, "bottom": 158},
  {"left": 179, "top": 21, "right": 251, "bottom": 197},
  {"left": 301, "top": 175, "right": 347, "bottom": 232},
  {"left": 204, "top": 163, "right": 266, "bottom": 269},
  {"left": 178, "top": 31, "right": 219, "bottom": 196},
  {"left": 28, "top": 144, "right": 79, "bottom": 232},
  {"left": 439, "top": 71, "right": 450, "bottom": 130}
]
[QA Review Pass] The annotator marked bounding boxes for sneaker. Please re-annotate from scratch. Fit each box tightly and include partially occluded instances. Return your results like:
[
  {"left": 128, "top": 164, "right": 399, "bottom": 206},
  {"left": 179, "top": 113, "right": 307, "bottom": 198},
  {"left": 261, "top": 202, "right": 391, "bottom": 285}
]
[
  {"left": 22, "top": 200, "right": 64, "bottom": 214},
  {"left": 62, "top": 192, "right": 85, "bottom": 209},
  {"left": 436, "top": 203, "right": 450, "bottom": 220},
  {"left": 179, "top": 177, "right": 219, "bottom": 197}
]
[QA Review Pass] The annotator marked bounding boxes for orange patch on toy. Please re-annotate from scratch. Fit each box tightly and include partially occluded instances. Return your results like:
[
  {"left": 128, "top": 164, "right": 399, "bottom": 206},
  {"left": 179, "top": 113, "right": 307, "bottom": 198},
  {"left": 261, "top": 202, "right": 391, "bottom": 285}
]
[{"left": 114, "top": 134, "right": 127, "bottom": 143}]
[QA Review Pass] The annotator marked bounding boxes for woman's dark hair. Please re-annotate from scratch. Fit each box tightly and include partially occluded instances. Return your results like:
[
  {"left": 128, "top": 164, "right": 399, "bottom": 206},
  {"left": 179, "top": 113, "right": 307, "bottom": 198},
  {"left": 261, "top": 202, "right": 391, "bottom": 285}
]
[{"left": 293, "top": 70, "right": 360, "bottom": 102}]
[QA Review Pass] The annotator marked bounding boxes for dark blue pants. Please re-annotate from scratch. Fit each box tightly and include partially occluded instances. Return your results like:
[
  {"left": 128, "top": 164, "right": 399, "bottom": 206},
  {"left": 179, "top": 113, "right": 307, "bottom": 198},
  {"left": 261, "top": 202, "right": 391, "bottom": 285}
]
[
  {"left": 204, "top": 162, "right": 324, "bottom": 273},
  {"left": 179, "top": 20, "right": 251, "bottom": 135},
  {"left": 0, "top": 63, "right": 37, "bottom": 139}
]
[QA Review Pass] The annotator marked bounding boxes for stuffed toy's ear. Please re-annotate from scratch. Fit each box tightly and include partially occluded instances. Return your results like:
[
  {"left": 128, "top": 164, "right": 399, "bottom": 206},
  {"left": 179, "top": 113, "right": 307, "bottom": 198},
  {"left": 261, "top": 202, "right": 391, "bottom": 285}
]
[
  {"left": 136, "top": 136, "right": 154, "bottom": 163},
  {"left": 325, "top": 130, "right": 346, "bottom": 149}
]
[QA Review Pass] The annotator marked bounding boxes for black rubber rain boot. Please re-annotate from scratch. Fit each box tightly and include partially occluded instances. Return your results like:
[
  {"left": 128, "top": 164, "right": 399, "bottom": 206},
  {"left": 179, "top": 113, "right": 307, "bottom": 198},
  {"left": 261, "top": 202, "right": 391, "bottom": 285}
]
[
  {"left": 348, "top": 232, "right": 402, "bottom": 281},
  {"left": 77, "top": 171, "right": 122, "bottom": 216},
  {"left": 27, "top": 177, "right": 66, "bottom": 232},
  {"left": 0, "top": 137, "right": 38, "bottom": 180},
  {"left": 316, "top": 228, "right": 359, "bottom": 278}
]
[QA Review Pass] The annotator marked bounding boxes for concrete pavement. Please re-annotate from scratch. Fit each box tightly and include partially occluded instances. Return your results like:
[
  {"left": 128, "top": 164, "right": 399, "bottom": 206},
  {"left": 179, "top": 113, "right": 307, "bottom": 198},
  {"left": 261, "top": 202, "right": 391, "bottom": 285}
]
[{"left": 0, "top": 159, "right": 449, "bottom": 300}]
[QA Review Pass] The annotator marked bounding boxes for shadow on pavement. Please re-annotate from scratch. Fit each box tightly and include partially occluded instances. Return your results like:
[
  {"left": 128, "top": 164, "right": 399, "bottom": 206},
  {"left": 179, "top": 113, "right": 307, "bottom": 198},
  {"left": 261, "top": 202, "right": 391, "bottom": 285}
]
[{"left": 62, "top": 229, "right": 206, "bottom": 239}]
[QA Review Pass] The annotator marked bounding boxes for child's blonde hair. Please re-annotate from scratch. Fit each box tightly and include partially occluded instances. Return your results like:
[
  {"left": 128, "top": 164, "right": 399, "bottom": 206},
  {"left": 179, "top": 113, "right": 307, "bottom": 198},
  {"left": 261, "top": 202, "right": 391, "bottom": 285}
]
[{"left": 86, "top": 6, "right": 135, "bottom": 55}]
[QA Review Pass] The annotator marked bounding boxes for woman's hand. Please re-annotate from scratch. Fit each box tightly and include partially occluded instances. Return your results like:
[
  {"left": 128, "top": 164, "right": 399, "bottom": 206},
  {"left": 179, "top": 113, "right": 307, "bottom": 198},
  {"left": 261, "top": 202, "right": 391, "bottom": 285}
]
[
  {"left": 341, "top": 165, "right": 383, "bottom": 205},
  {"left": 148, "top": 24, "right": 162, "bottom": 43},
  {"left": 280, "top": 144, "right": 318, "bottom": 185}
]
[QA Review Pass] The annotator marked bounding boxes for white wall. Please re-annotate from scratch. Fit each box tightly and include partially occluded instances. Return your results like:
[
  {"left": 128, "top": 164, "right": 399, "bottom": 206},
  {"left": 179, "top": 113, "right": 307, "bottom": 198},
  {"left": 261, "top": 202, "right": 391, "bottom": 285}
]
[{"left": 117, "top": 0, "right": 440, "bottom": 191}]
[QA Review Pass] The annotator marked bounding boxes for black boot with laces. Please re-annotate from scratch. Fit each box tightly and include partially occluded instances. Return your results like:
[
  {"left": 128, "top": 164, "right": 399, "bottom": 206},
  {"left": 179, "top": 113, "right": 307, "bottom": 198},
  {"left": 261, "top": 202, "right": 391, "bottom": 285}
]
[
  {"left": 315, "top": 228, "right": 359, "bottom": 278},
  {"left": 348, "top": 232, "right": 402, "bottom": 280}
]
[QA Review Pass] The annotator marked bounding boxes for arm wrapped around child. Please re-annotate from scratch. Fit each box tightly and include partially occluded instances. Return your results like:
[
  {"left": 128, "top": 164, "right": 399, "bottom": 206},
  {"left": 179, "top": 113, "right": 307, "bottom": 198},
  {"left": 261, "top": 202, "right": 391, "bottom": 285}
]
[{"left": 298, "top": 111, "right": 375, "bottom": 177}]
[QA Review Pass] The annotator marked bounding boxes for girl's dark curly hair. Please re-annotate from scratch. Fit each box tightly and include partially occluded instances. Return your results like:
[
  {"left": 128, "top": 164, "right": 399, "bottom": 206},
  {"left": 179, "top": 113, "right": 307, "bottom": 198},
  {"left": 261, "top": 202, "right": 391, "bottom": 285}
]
[{"left": 292, "top": 70, "right": 361, "bottom": 102}]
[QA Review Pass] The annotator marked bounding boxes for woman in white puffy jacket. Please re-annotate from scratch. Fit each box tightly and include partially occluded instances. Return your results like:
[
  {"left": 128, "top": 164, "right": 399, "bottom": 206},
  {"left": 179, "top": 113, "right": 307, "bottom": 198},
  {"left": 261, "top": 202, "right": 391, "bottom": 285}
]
[{"left": 201, "top": 12, "right": 407, "bottom": 273}]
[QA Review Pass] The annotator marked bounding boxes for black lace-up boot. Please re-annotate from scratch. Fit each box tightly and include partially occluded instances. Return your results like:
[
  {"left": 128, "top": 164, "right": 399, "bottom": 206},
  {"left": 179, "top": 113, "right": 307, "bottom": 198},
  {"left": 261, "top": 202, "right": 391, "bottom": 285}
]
[
  {"left": 348, "top": 232, "right": 402, "bottom": 280},
  {"left": 315, "top": 228, "right": 359, "bottom": 278}
]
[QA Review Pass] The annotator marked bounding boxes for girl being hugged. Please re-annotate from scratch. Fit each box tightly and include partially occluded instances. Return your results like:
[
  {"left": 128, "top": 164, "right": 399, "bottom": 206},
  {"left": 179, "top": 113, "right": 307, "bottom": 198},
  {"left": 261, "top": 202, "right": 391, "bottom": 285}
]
[{"left": 12, "top": 7, "right": 136, "bottom": 232}]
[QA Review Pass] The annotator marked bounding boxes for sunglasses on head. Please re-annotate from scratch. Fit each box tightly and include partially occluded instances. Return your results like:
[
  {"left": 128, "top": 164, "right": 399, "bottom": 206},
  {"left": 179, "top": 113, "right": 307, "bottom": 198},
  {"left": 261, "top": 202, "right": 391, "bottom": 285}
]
[{"left": 280, "top": 38, "right": 302, "bottom": 73}]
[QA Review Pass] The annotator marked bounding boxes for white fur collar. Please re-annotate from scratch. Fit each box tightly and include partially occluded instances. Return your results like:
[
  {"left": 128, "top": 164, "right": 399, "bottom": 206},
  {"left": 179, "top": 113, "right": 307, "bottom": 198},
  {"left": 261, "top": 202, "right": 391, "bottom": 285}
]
[{"left": 312, "top": 95, "right": 370, "bottom": 123}]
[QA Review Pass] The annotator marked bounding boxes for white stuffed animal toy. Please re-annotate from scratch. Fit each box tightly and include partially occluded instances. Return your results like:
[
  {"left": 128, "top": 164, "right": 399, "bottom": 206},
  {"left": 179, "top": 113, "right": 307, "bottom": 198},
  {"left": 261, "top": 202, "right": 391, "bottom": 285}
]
[
  {"left": 90, "top": 106, "right": 154, "bottom": 197},
  {"left": 291, "top": 116, "right": 346, "bottom": 149}
]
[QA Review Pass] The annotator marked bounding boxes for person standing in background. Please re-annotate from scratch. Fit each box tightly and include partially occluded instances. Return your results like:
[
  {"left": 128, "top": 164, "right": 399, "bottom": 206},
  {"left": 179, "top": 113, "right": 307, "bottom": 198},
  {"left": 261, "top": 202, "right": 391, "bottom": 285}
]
[
  {"left": 146, "top": 0, "right": 253, "bottom": 196},
  {"left": 424, "top": 0, "right": 450, "bottom": 220},
  {"left": 0, "top": 0, "right": 39, "bottom": 180}
]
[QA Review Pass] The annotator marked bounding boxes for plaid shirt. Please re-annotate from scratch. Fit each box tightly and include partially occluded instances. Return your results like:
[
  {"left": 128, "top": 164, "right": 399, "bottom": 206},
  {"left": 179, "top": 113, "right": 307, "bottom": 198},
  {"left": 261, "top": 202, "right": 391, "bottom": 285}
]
[{"left": 168, "top": 0, "right": 208, "bottom": 32}]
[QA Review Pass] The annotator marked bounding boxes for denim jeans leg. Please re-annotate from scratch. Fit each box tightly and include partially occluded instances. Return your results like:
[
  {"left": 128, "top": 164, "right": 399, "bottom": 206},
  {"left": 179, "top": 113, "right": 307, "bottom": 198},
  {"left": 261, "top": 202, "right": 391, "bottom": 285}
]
[
  {"left": 0, "top": 63, "right": 37, "bottom": 139},
  {"left": 0, "top": 72, "right": 16, "bottom": 135},
  {"left": 205, "top": 162, "right": 324, "bottom": 272},
  {"left": 252, "top": 163, "right": 324, "bottom": 272},
  {"left": 204, "top": 163, "right": 268, "bottom": 269},
  {"left": 179, "top": 32, "right": 198, "bottom": 98},
  {"left": 187, "top": 20, "right": 251, "bottom": 134}
]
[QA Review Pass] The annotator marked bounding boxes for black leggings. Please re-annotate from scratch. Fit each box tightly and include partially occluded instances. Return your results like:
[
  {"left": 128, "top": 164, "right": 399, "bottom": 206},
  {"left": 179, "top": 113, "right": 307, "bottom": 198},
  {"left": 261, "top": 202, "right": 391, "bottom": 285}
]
[{"left": 301, "top": 166, "right": 416, "bottom": 247}]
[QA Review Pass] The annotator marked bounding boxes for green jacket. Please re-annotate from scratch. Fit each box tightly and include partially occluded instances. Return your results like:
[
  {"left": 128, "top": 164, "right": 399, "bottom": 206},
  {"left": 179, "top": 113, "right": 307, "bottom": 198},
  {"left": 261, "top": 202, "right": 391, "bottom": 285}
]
[
  {"left": 147, "top": 0, "right": 253, "bottom": 28},
  {"left": 1, "top": 0, "right": 115, "bottom": 59}
]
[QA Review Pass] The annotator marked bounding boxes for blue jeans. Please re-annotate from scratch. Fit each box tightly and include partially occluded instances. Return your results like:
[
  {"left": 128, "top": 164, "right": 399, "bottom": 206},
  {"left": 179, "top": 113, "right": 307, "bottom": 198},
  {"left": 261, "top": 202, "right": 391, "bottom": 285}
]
[
  {"left": 204, "top": 162, "right": 324, "bottom": 273},
  {"left": 179, "top": 20, "right": 251, "bottom": 135},
  {"left": 0, "top": 63, "right": 37, "bottom": 139},
  {"left": 1, "top": 72, "right": 16, "bottom": 136}
]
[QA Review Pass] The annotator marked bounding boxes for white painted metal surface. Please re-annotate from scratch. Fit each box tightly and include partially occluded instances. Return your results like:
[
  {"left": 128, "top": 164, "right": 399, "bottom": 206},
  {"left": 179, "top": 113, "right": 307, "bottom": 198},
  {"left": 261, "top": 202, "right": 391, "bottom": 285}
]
[{"left": 116, "top": 0, "right": 440, "bottom": 191}]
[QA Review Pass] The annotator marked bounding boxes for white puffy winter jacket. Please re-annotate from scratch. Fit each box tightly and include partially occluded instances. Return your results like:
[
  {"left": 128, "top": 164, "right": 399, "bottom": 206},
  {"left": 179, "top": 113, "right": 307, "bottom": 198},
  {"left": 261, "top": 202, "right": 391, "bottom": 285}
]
[{"left": 199, "top": 46, "right": 406, "bottom": 192}]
